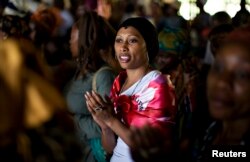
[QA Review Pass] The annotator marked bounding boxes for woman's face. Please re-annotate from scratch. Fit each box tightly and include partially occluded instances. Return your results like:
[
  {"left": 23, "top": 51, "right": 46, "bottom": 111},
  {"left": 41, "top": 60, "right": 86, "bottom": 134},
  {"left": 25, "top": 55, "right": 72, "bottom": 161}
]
[
  {"left": 207, "top": 44, "right": 250, "bottom": 120},
  {"left": 97, "top": 0, "right": 112, "bottom": 20},
  {"left": 69, "top": 26, "right": 79, "bottom": 58},
  {"left": 114, "top": 26, "right": 148, "bottom": 69}
]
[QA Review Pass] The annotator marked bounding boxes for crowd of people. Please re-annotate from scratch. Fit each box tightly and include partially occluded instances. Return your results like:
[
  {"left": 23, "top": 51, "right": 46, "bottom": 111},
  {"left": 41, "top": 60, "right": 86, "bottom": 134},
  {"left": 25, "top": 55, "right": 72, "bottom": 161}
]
[{"left": 0, "top": 0, "right": 250, "bottom": 162}]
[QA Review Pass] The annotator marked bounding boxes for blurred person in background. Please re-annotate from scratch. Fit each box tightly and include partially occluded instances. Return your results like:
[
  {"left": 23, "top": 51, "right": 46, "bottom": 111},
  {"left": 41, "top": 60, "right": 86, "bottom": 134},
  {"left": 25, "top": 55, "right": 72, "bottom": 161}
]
[
  {"left": 74, "top": 0, "right": 112, "bottom": 20},
  {"left": 188, "top": 25, "right": 235, "bottom": 159},
  {"left": 108, "top": 0, "right": 127, "bottom": 30},
  {"left": 1, "top": 0, "right": 29, "bottom": 17},
  {"left": 208, "top": 24, "right": 234, "bottom": 58},
  {"left": 154, "top": 26, "right": 198, "bottom": 161},
  {"left": 29, "top": 7, "right": 61, "bottom": 52},
  {"left": 157, "top": 1, "right": 188, "bottom": 32},
  {"left": 85, "top": 17, "right": 176, "bottom": 162},
  {"left": 192, "top": 0, "right": 211, "bottom": 36},
  {"left": 193, "top": 25, "right": 250, "bottom": 162},
  {"left": 64, "top": 11, "right": 120, "bottom": 162},
  {"left": 190, "top": 0, "right": 211, "bottom": 56},
  {"left": 29, "top": 6, "right": 75, "bottom": 91},
  {"left": 149, "top": 0, "right": 164, "bottom": 32},
  {"left": 53, "top": 0, "right": 74, "bottom": 38},
  {"left": 211, "top": 11, "right": 232, "bottom": 29},
  {"left": 202, "top": 11, "right": 232, "bottom": 66},
  {"left": 0, "top": 0, "right": 9, "bottom": 16},
  {"left": 120, "top": 1, "right": 138, "bottom": 22},
  {"left": 0, "top": 38, "right": 83, "bottom": 162},
  {"left": 192, "top": 10, "right": 232, "bottom": 66},
  {"left": 96, "top": 0, "right": 112, "bottom": 20},
  {"left": 233, "top": 0, "right": 250, "bottom": 27},
  {"left": 0, "top": 14, "right": 30, "bottom": 40}
]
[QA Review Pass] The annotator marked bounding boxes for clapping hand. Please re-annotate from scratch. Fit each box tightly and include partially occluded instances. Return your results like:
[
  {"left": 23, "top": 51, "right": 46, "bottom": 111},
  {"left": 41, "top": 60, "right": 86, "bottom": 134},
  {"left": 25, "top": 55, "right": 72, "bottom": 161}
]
[{"left": 85, "top": 91, "right": 115, "bottom": 129}]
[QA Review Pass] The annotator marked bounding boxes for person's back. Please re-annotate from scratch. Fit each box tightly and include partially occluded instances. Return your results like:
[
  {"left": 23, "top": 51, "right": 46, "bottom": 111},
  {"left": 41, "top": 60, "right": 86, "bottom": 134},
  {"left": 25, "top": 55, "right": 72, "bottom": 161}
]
[{"left": 64, "top": 11, "right": 120, "bottom": 162}]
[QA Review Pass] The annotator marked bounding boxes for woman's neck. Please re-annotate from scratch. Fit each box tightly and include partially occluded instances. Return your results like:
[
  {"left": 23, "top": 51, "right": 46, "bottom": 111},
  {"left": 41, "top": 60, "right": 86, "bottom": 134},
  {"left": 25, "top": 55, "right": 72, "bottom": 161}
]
[
  {"left": 120, "top": 65, "right": 150, "bottom": 93},
  {"left": 126, "top": 65, "right": 150, "bottom": 84}
]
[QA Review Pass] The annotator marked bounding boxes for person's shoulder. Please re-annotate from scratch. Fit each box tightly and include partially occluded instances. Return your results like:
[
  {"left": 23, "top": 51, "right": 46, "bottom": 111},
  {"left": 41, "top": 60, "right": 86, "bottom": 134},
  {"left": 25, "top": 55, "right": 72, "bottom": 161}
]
[
  {"left": 149, "top": 70, "right": 168, "bottom": 83},
  {"left": 96, "top": 66, "right": 116, "bottom": 76},
  {"left": 94, "top": 66, "right": 117, "bottom": 86},
  {"left": 149, "top": 70, "right": 161, "bottom": 76},
  {"left": 147, "top": 70, "right": 176, "bottom": 90}
]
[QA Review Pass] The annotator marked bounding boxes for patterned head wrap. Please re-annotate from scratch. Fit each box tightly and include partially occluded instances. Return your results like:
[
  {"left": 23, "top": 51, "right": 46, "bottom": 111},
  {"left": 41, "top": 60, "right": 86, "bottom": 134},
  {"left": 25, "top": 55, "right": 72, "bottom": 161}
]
[{"left": 158, "top": 27, "right": 189, "bottom": 57}]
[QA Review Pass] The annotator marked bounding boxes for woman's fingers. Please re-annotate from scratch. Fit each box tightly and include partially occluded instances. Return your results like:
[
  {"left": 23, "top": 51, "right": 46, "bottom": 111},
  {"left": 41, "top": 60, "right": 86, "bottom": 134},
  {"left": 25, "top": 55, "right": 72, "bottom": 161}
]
[
  {"left": 85, "top": 95, "right": 95, "bottom": 112},
  {"left": 91, "top": 90, "right": 106, "bottom": 106},
  {"left": 85, "top": 91, "right": 101, "bottom": 108},
  {"left": 85, "top": 93, "right": 95, "bottom": 108},
  {"left": 86, "top": 100, "right": 95, "bottom": 114},
  {"left": 85, "top": 91, "right": 109, "bottom": 113}
]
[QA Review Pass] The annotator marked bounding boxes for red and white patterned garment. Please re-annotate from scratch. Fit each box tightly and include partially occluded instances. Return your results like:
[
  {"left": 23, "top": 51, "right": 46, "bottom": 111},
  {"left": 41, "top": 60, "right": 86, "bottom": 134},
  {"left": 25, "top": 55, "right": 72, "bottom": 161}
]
[{"left": 110, "top": 70, "right": 177, "bottom": 162}]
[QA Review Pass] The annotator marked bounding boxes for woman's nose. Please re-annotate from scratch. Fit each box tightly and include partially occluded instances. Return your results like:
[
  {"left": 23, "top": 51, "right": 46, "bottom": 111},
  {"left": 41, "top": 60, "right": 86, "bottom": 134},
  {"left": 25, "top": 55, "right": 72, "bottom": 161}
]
[
  {"left": 216, "top": 71, "right": 233, "bottom": 89},
  {"left": 120, "top": 41, "right": 128, "bottom": 52}
]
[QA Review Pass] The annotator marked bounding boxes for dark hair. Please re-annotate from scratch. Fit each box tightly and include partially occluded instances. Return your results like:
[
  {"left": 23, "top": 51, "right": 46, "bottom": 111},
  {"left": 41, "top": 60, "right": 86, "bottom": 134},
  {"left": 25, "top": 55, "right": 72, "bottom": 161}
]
[
  {"left": 212, "top": 11, "right": 231, "bottom": 26},
  {"left": 219, "top": 25, "right": 250, "bottom": 54},
  {"left": 117, "top": 17, "right": 159, "bottom": 64},
  {"left": 75, "top": 11, "right": 117, "bottom": 73},
  {"left": 31, "top": 7, "right": 61, "bottom": 45},
  {"left": 209, "top": 24, "right": 234, "bottom": 55}
]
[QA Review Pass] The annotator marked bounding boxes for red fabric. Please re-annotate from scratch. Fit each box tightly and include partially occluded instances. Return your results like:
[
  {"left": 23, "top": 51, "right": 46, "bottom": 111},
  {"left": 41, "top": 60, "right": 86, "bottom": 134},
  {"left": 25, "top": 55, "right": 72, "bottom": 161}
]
[{"left": 110, "top": 71, "right": 176, "bottom": 131}]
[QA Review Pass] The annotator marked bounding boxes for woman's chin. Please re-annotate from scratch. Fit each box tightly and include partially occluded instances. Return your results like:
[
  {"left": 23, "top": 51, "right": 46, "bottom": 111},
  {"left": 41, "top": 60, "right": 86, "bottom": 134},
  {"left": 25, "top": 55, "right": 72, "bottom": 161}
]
[{"left": 209, "top": 108, "right": 233, "bottom": 120}]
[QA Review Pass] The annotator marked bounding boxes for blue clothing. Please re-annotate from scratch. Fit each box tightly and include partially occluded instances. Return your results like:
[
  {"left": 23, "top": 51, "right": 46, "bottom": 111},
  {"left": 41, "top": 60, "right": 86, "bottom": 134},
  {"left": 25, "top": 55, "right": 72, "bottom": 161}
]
[{"left": 64, "top": 66, "right": 116, "bottom": 162}]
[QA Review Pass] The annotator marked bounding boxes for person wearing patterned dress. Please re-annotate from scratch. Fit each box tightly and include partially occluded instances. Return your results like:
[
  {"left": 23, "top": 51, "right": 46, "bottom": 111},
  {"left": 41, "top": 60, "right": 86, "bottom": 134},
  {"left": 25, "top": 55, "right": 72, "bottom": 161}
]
[{"left": 85, "top": 17, "right": 176, "bottom": 162}]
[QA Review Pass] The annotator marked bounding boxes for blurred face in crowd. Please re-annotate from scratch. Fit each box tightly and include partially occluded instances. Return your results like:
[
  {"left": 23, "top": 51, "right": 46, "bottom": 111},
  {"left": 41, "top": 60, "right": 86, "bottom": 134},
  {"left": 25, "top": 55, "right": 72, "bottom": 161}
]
[
  {"left": 207, "top": 43, "right": 250, "bottom": 121},
  {"left": 114, "top": 26, "right": 148, "bottom": 70},
  {"left": 97, "top": 0, "right": 112, "bottom": 20},
  {"left": 70, "top": 25, "right": 79, "bottom": 58}
]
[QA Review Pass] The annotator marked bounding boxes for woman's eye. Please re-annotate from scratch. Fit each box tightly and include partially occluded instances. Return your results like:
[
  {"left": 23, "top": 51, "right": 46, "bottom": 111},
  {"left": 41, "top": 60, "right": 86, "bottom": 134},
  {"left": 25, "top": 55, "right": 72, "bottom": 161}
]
[
  {"left": 128, "top": 39, "right": 138, "bottom": 44},
  {"left": 115, "top": 38, "right": 122, "bottom": 43},
  {"left": 234, "top": 71, "right": 250, "bottom": 81}
]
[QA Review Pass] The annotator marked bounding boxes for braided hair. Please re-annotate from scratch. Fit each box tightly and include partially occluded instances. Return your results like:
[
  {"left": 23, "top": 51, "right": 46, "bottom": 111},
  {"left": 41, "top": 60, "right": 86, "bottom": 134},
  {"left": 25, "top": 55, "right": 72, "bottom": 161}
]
[{"left": 75, "top": 11, "right": 117, "bottom": 76}]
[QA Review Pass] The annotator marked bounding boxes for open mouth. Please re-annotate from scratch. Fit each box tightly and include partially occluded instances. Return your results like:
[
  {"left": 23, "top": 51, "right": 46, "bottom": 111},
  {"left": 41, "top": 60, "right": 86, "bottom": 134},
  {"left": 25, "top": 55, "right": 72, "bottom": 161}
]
[{"left": 119, "top": 54, "right": 131, "bottom": 63}]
